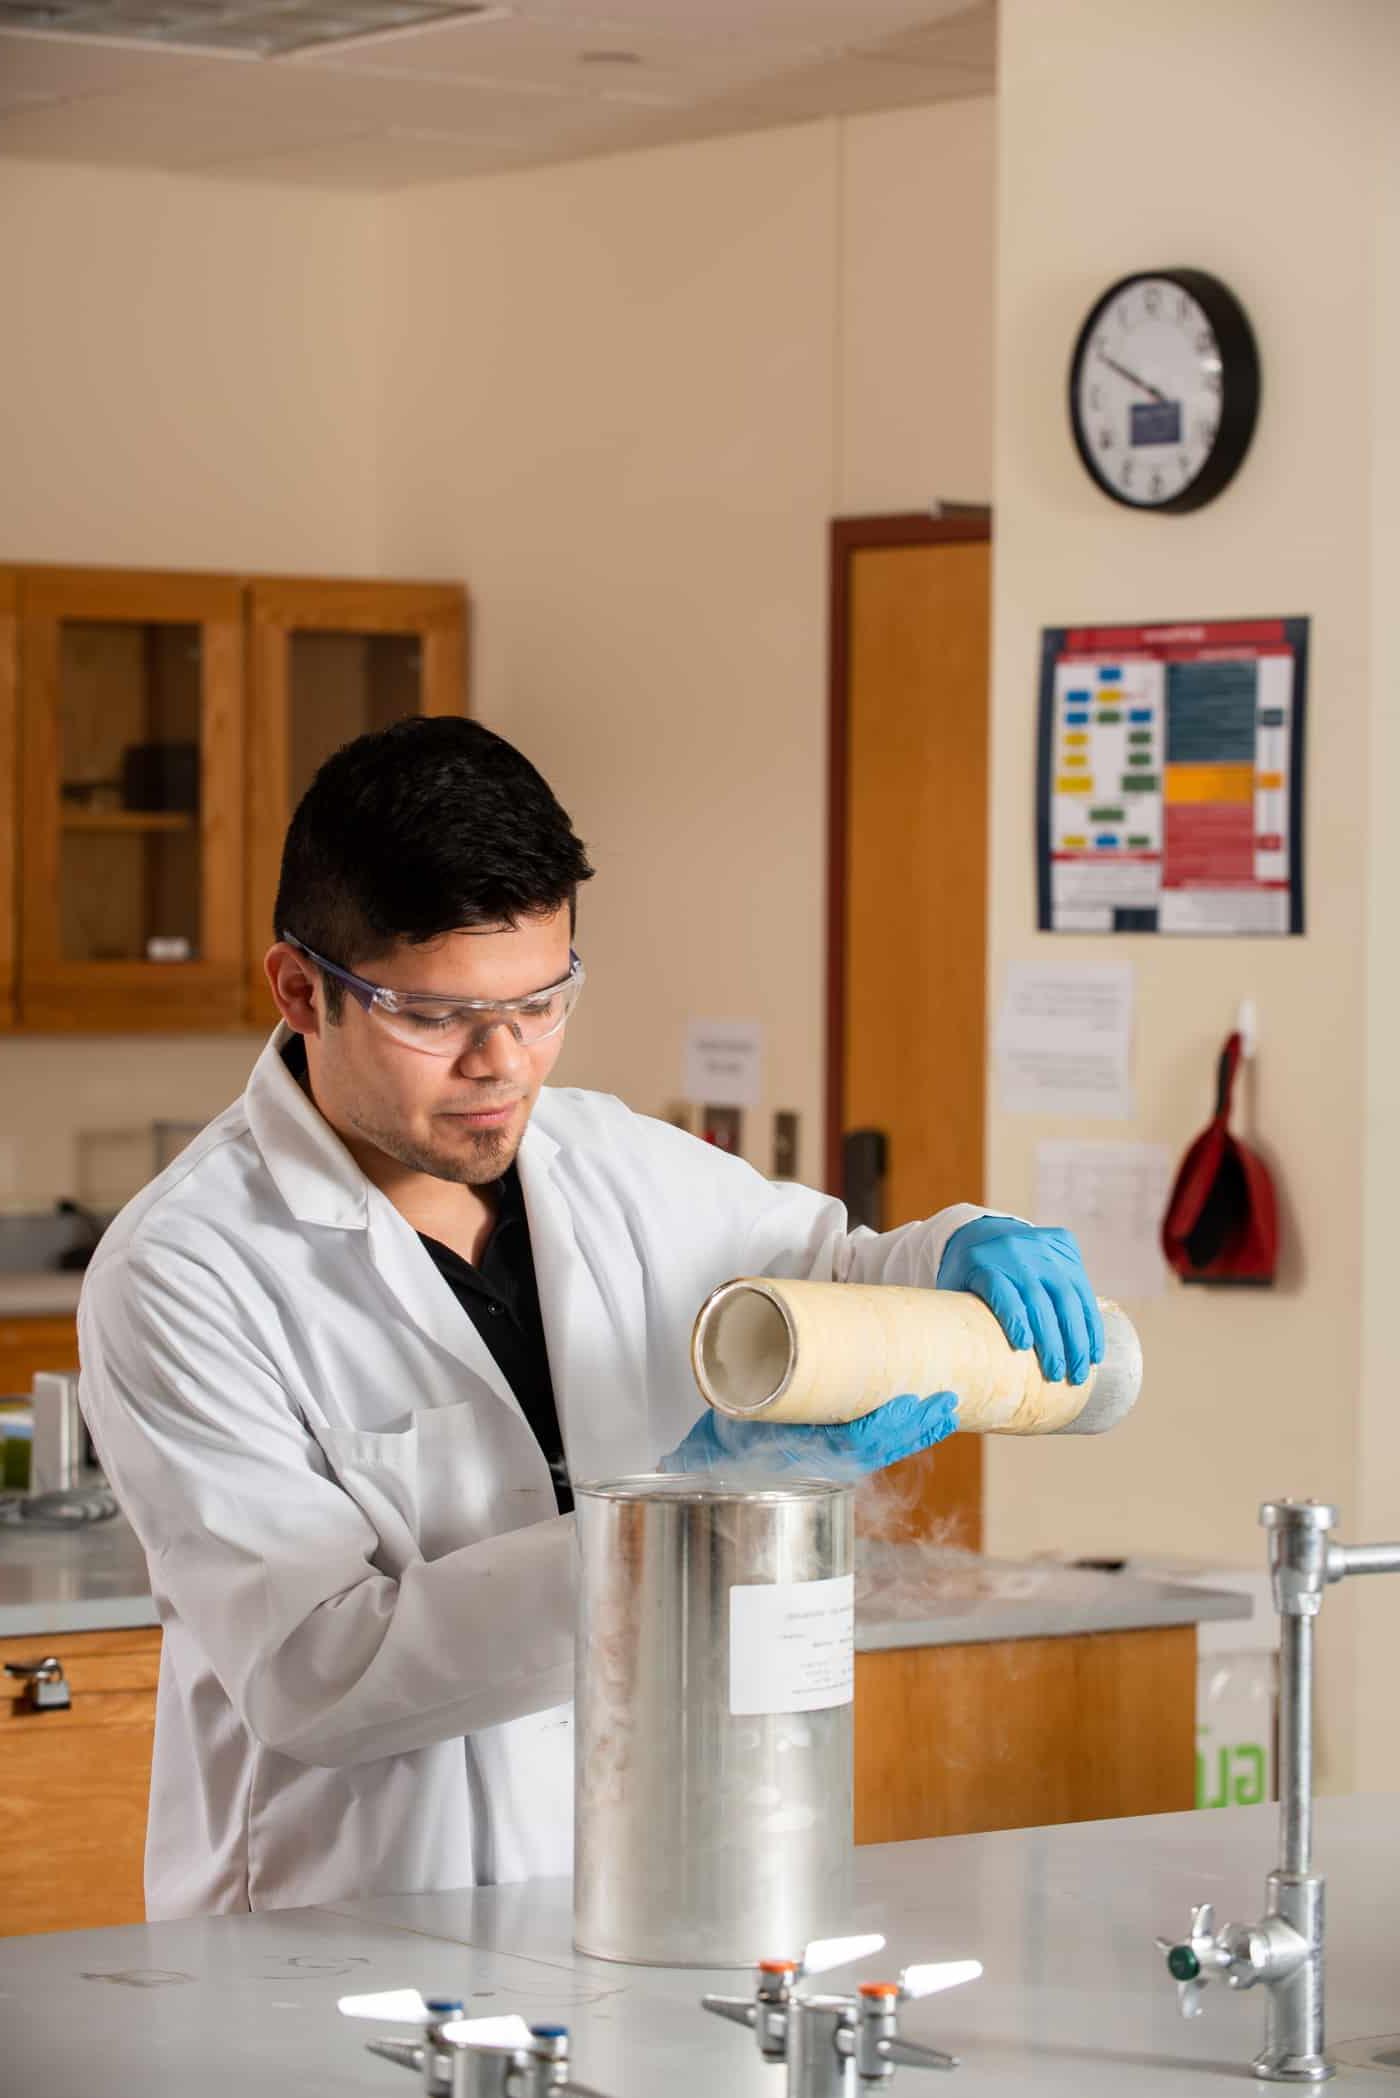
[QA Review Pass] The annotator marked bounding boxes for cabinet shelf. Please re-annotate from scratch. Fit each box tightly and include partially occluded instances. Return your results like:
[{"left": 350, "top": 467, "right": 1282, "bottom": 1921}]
[{"left": 61, "top": 809, "right": 194, "bottom": 835}]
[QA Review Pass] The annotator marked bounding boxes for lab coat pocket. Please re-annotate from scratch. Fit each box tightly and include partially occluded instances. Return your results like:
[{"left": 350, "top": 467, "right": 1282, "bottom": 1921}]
[{"left": 322, "top": 1399, "right": 497, "bottom": 1572}]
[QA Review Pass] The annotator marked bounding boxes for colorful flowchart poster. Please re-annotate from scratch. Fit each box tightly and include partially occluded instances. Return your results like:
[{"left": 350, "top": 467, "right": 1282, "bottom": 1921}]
[{"left": 1035, "top": 618, "right": 1308, "bottom": 936}]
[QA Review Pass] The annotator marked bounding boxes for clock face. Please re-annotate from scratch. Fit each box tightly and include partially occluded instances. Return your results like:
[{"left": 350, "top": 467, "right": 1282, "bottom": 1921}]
[{"left": 1068, "top": 269, "right": 1259, "bottom": 513}]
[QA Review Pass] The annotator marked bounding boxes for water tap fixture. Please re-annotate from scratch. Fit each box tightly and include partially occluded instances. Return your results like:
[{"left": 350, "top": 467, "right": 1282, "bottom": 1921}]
[
  {"left": 1157, "top": 1499, "right": 1400, "bottom": 2082},
  {"left": 702, "top": 1931, "right": 982, "bottom": 2098}
]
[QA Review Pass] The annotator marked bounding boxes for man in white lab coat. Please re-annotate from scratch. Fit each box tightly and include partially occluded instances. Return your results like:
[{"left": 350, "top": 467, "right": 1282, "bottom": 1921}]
[{"left": 78, "top": 718, "right": 1102, "bottom": 1921}]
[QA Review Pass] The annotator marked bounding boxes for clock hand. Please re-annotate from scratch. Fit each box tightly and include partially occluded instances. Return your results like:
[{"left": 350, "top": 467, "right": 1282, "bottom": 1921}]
[{"left": 1096, "top": 350, "right": 1170, "bottom": 403}]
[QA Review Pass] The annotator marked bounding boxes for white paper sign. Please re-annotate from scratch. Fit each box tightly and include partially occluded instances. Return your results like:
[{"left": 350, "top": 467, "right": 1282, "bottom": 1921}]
[
  {"left": 995, "top": 961, "right": 1135, "bottom": 1118},
  {"left": 684, "top": 1018, "right": 763, "bottom": 1109},
  {"left": 729, "top": 1574, "right": 854, "bottom": 1716},
  {"left": 1035, "top": 1139, "right": 1172, "bottom": 1301}
]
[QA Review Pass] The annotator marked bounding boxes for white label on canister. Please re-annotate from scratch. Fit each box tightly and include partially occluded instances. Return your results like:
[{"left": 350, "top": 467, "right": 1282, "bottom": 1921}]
[{"left": 728, "top": 1574, "right": 855, "bottom": 1716}]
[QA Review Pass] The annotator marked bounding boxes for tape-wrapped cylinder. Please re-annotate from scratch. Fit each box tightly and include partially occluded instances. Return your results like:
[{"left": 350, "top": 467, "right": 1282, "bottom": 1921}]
[{"left": 691, "top": 1278, "right": 1142, "bottom": 1436}]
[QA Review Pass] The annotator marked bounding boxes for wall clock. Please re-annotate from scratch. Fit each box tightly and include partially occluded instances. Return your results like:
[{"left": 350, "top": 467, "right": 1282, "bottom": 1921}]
[{"left": 1068, "top": 268, "right": 1260, "bottom": 513}]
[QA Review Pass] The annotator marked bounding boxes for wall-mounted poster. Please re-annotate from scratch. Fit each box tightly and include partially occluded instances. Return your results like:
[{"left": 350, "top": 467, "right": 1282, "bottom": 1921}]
[{"left": 1035, "top": 617, "right": 1308, "bottom": 935}]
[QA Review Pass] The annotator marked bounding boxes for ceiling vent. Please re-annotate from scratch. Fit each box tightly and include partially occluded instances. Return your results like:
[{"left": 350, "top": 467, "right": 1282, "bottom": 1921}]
[{"left": 0, "top": 0, "right": 505, "bottom": 57}]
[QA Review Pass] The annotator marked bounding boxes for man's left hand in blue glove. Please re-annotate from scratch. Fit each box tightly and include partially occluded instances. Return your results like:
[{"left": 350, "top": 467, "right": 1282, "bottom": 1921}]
[{"left": 661, "top": 1390, "right": 958, "bottom": 1481}]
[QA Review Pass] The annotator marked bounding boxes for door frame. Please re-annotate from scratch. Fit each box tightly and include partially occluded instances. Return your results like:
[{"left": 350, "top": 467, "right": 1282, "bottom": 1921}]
[{"left": 825, "top": 511, "right": 993, "bottom": 1194}]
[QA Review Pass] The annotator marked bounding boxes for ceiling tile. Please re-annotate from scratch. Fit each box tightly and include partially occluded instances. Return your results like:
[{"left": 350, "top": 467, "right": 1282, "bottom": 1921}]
[
  {"left": 291, "top": 12, "right": 827, "bottom": 104},
  {"left": 0, "top": 86, "right": 375, "bottom": 160},
  {"left": 0, "top": 2, "right": 997, "bottom": 185},
  {"left": 192, "top": 119, "right": 540, "bottom": 181},
  {"left": 853, "top": 1, "right": 994, "bottom": 71},
  {"left": 0, "top": 26, "right": 212, "bottom": 107},
  {"left": 687, "top": 48, "right": 993, "bottom": 123},
  {"left": 515, "top": 0, "right": 973, "bottom": 37},
  {"left": 152, "top": 49, "right": 617, "bottom": 131}
]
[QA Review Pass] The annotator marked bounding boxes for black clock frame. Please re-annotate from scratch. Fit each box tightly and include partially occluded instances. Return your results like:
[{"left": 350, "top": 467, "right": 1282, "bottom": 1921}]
[{"left": 1067, "top": 267, "right": 1261, "bottom": 514}]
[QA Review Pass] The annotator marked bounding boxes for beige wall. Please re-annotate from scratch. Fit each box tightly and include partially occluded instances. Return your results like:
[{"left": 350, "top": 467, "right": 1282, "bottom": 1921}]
[
  {"left": 986, "top": 0, "right": 1400, "bottom": 1789},
  {"left": 0, "top": 159, "right": 383, "bottom": 1202},
  {"left": 0, "top": 106, "right": 993, "bottom": 1205},
  {"left": 1357, "top": 89, "right": 1400, "bottom": 1793},
  {"left": 376, "top": 101, "right": 995, "bottom": 1180}
]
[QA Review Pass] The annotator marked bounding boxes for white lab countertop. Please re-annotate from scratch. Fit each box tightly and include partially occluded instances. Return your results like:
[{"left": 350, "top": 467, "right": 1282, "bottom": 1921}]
[
  {"left": 0, "top": 1514, "right": 1250, "bottom": 1645},
  {"left": 0, "top": 1795, "right": 1396, "bottom": 2097}
]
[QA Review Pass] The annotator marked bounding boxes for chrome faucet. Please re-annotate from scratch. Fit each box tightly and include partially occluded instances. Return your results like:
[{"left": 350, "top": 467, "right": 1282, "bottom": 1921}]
[
  {"left": 703, "top": 1933, "right": 982, "bottom": 2098},
  {"left": 1158, "top": 1498, "right": 1400, "bottom": 2082}
]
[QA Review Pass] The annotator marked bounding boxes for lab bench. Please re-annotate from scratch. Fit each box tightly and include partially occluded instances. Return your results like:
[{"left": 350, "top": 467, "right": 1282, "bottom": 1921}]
[
  {"left": 1, "top": 1795, "right": 1397, "bottom": 2098},
  {"left": 0, "top": 1515, "right": 1246, "bottom": 1941}
]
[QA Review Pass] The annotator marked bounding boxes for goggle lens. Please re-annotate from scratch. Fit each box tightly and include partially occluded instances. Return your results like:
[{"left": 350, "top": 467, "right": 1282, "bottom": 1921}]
[{"left": 371, "top": 971, "right": 583, "bottom": 1057}]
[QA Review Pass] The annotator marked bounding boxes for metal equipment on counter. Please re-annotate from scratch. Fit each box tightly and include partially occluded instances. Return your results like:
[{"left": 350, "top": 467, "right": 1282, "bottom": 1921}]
[
  {"left": 691, "top": 1278, "right": 1142, "bottom": 1437},
  {"left": 702, "top": 1930, "right": 982, "bottom": 2096},
  {"left": 1157, "top": 1498, "right": 1400, "bottom": 2082},
  {"left": 574, "top": 1473, "right": 854, "bottom": 1967},
  {"left": 339, "top": 1989, "right": 608, "bottom": 2098}
]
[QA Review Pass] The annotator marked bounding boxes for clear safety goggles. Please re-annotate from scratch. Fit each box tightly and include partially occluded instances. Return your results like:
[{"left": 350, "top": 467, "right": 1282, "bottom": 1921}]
[{"left": 282, "top": 934, "right": 585, "bottom": 1059}]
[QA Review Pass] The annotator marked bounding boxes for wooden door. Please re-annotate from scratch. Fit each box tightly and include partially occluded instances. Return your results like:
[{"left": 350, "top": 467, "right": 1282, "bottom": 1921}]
[
  {"left": 0, "top": 570, "right": 16, "bottom": 1032},
  {"left": 245, "top": 578, "right": 468, "bottom": 1021},
  {"left": 828, "top": 516, "right": 992, "bottom": 1548},
  {"left": 17, "top": 567, "right": 244, "bottom": 1032}
]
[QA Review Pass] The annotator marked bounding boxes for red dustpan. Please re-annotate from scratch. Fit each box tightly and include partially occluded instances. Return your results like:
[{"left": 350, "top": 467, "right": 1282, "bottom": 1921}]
[{"left": 1161, "top": 1032, "right": 1278, "bottom": 1286}]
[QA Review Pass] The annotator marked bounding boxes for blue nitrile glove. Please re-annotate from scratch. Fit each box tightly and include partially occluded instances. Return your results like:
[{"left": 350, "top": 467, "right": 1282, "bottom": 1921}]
[
  {"left": 937, "top": 1216, "right": 1103, "bottom": 1386},
  {"left": 661, "top": 1391, "right": 959, "bottom": 1481}
]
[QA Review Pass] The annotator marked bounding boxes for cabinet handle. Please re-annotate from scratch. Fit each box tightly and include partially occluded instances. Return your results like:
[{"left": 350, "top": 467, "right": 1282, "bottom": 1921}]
[{"left": 4, "top": 1657, "right": 72, "bottom": 1713}]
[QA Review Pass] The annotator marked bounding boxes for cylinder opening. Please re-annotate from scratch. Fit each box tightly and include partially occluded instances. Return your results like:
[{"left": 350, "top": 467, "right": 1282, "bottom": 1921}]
[{"left": 694, "top": 1282, "right": 796, "bottom": 1416}]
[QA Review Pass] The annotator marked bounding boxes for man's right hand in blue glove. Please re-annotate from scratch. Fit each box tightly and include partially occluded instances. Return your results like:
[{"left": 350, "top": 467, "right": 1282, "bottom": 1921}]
[{"left": 660, "top": 1390, "right": 959, "bottom": 1481}]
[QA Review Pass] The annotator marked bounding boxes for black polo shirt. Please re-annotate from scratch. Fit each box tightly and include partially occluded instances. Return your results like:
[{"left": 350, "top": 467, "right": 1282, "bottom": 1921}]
[{"left": 417, "top": 1168, "right": 572, "bottom": 1514}]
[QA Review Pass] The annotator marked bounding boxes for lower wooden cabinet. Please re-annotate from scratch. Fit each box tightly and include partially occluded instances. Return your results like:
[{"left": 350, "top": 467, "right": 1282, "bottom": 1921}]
[
  {"left": 0, "top": 1624, "right": 160, "bottom": 1936},
  {"left": 855, "top": 1624, "right": 1197, "bottom": 1842},
  {"left": 0, "top": 1316, "right": 79, "bottom": 1396},
  {"left": 0, "top": 1620, "right": 1196, "bottom": 1935}
]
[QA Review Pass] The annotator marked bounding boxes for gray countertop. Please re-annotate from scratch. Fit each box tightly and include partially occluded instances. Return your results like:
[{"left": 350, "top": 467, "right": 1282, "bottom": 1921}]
[
  {"left": 0, "top": 1270, "right": 84, "bottom": 1319},
  {"left": 1, "top": 1794, "right": 1396, "bottom": 2097},
  {"left": 0, "top": 1509, "right": 158, "bottom": 1635},
  {"left": 0, "top": 1515, "right": 1250, "bottom": 1645}
]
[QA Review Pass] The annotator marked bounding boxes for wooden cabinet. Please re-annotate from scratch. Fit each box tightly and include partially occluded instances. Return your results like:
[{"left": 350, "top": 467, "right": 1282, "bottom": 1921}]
[
  {"left": 854, "top": 1623, "right": 1197, "bottom": 1843},
  {"left": 0, "top": 1624, "right": 160, "bottom": 1935},
  {"left": 0, "top": 565, "right": 467, "bottom": 1035},
  {"left": 0, "top": 1616, "right": 1193, "bottom": 1935},
  {"left": 17, "top": 568, "right": 246, "bottom": 1033},
  {"left": 0, "top": 1316, "right": 78, "bottom": 1394},
  {"left": 244, "top": 577, "right": 467, "bottom": 1021}
]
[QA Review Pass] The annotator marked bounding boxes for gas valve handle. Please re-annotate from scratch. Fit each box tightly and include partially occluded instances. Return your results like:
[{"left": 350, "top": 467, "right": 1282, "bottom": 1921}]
[{"left": 1155, "top": 1902, "right": 1250, "bottom": 2018}]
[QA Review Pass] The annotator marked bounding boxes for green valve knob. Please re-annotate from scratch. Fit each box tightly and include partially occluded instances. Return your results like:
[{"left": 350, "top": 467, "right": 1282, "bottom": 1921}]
[{"left": 1166, "top": 1946, "right": 1201, "bottom": 1983}]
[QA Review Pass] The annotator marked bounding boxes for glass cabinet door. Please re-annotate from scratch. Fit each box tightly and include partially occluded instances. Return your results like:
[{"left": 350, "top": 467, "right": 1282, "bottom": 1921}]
[
  {"left": 246, "top": 578, "right": 466, "bottom": 1018},
  {"left": 18, "top": 570, "right": 244, "bottom": 1032},
  {"left": 0, "top": 570, "right": 17, "bottom": 1033}
]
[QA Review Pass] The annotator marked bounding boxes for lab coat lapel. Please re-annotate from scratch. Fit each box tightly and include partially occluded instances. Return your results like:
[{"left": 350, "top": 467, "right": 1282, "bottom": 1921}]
[
  {"left": 246, "top": 1025, "right": 524, "bottom": 1421},
  {"left": 364, "top": 1189, "right": 525, "bottom": 1423},
  {"left": 517, "top": 1120, "right": 652, "bottom": 1483}
]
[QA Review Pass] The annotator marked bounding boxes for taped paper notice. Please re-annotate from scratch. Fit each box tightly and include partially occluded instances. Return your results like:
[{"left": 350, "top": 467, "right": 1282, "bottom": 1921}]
[
  {"left": 729, "top": 1574, "right": 854, "bottom": 1716},
  {"left": 684, "top": 1018, "right": 763, "bottom": 1109},
  {"left": 1035, "top": 1139, "right": 1172, "bottom": 1302},
  {"left": 995, "top": 960, "right": 1135, "bottom": 1118}
]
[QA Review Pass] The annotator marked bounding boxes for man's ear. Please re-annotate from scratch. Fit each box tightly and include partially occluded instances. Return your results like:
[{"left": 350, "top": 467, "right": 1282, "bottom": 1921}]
[{"left": 264, "top": 942, "right": 321, "bottom": 1036}]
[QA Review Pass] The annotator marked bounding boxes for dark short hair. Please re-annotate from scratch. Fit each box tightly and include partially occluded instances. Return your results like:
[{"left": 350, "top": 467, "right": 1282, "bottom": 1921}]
[{"left": 275, "top": 716, "right": 594, "bottom": 1017}]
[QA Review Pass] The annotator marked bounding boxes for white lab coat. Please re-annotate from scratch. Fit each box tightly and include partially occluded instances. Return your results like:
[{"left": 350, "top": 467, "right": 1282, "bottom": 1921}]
[{"left": 78, "top": 1028, "right": 984, "bottom": 1921}]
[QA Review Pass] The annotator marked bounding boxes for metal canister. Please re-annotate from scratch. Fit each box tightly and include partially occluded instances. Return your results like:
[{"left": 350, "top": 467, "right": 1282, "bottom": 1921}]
[{"left": 573, "top": 1473, "right": 854, "bottom": 1968}]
